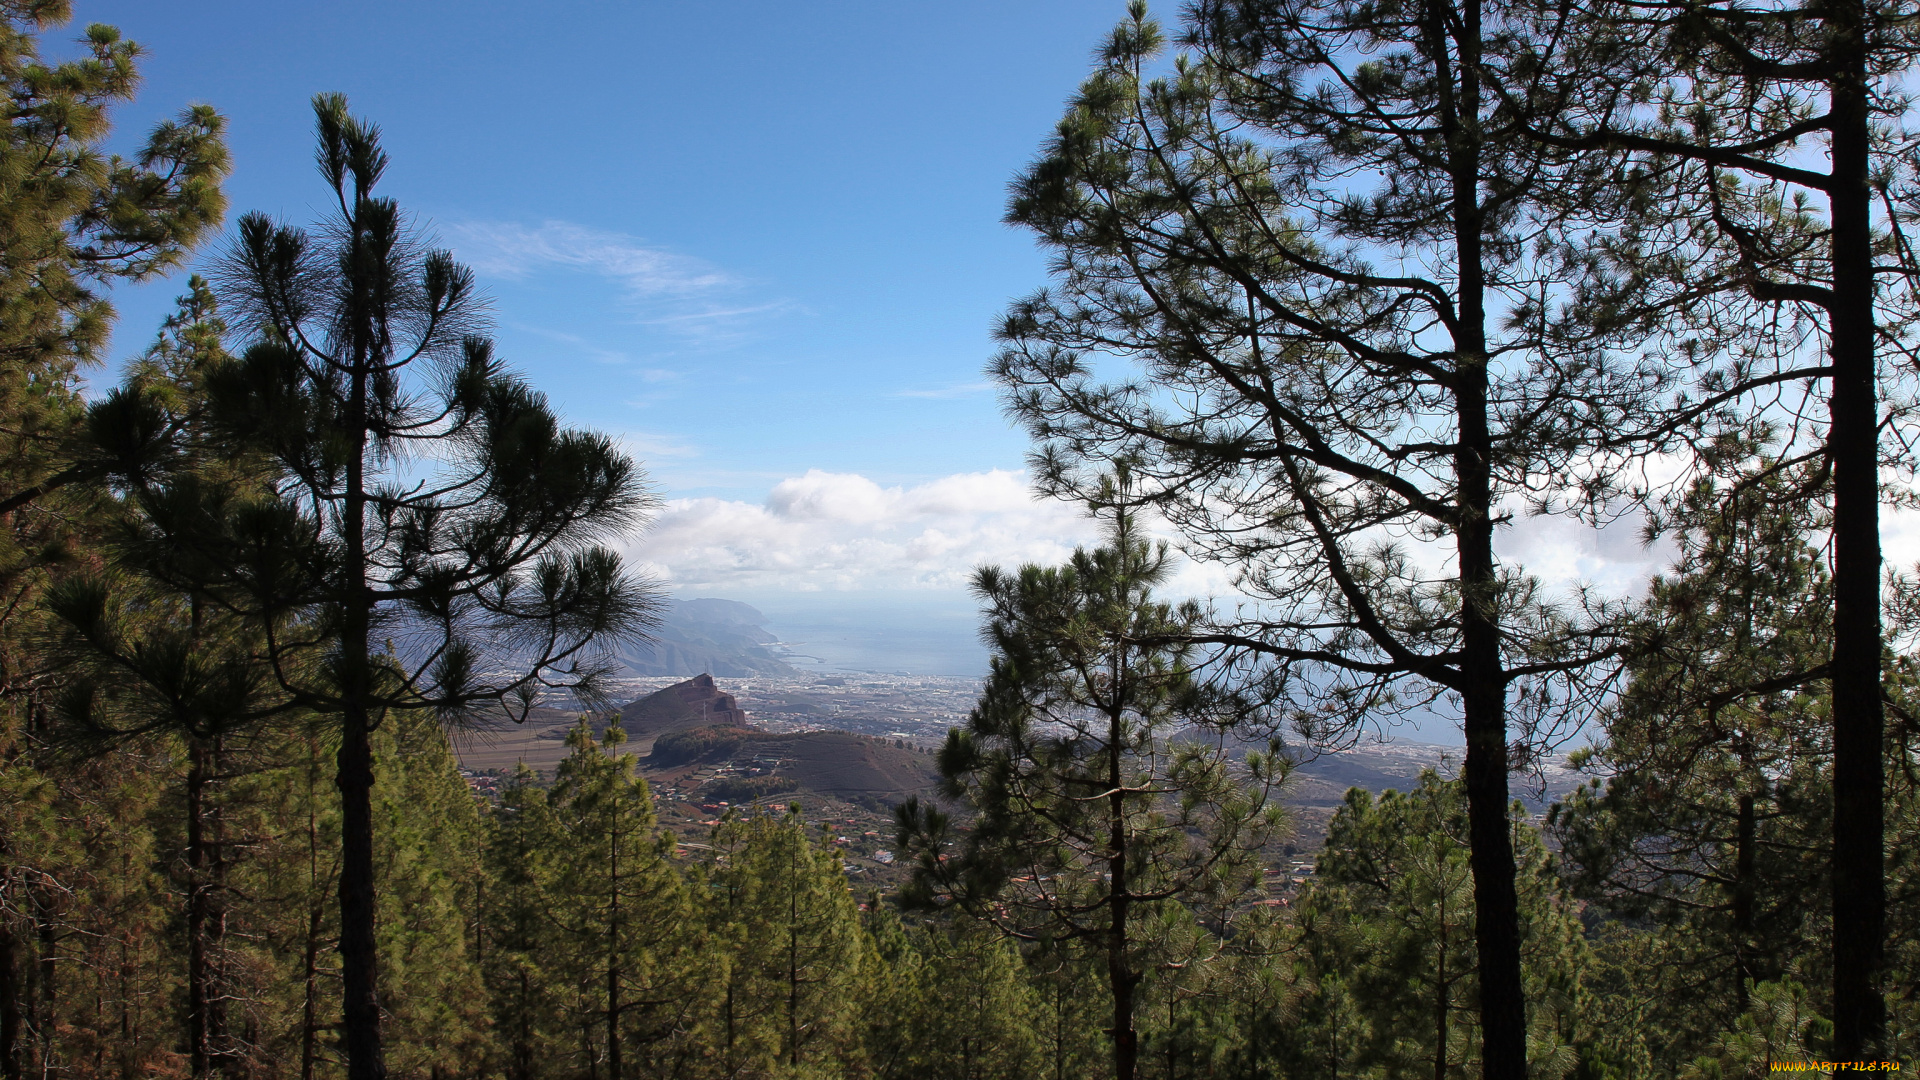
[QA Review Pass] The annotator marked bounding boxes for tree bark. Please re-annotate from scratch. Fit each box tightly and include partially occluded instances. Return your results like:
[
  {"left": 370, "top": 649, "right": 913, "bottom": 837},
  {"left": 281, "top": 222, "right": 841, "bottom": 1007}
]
[
  {"left": 1826, "top": 0, "right": 1886, "bottom": 1055},
  {"left": 117, "top": 924, "right": 134, "bottom": 1080},
  {"left": 1436, "top": 0, "right": 1527, "bottom": 1071},
  {"left": 1105, "top": 691, "right": 1138, "bottom": 1080},
  {"left": 0, "top": 920, "right": 18, "bottom": 1080},
  {"left": 1459, "top": 510, "right": 1526, "bottom": 1080},
  {"left": 337, "top": 219, "right": 386, "bottom": 1079},
  {"left": 187, "top": 739, "right": 211, "bottom": 1078},
  {"left": 1434, "top": 915, "right": 1448, "bottom": 1080},
  {"left": 1733, "top": 791, "right": 1756, "bottom": 1011},
  {"left": 607, "top": 784, "right": 622, "bottom": 1080},
  {"left": 336, "top": 707, "right": 383, "bottom": 1080},
  {"left": 300, "top": 737, "right": 324, "bottom": 1080},
  {"left": 184, "top": 736, "right": 233, "bottom": 1077},
  {"left": 512, "top": 970, "right": 533, "bottom": 1080},
  {"left": 34, "top": 900, "right": 55, "bottom": 1075}
]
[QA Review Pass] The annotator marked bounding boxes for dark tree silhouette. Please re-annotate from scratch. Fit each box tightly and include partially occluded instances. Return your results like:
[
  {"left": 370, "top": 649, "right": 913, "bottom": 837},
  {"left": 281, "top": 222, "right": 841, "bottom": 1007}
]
[
  {"left": 112, "top": 95, "right": 659, "bottom": 1079},
  {"left": 992, "top": 4, "right": 1660, "bottom": 1074},
  {"left": 1525, "top": 0, "right": 1920, "bottom": 1050}
]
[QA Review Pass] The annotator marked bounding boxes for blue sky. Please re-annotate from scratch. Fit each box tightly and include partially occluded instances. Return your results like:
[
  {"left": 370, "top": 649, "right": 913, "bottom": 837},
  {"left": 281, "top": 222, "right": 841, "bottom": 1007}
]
[
  {"left": 71, "top": 0, "right": 1154, "bottom": 672},
  {"left": 84, "top": 0, "right": 1126, "bottom": 486},
  {"left": 67, "top": 2, "right": 1680, "bottom": 708}
]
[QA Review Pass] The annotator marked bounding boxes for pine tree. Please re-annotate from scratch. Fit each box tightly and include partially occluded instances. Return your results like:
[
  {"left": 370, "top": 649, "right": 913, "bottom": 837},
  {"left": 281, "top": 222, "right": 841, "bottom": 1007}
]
[
  {"left": 900, "top": 502, "right": 1286, "bottom": 1080},
  {"left": 42, "top": 278, "right": 289, "bottom": 1080},
  {"left": 710, "top": 808, "right": 866, "bottom": 1076},
  {"left": 483, "top": 765, "right": 565, "bottom": 1080},
  {"left": 240, "top": 728, "right": 343, "bottom": 1080},
  {"left": 1130, "top": 893, "right": 1305, "bottom": 1079},
  {"left": 0, "top": 8, "right": 228, "bottom": 1068},
  {"left": 1193, "top": 909, "right": 1305, "bottom": 1080},
  {"left": 861, "top": 912, "right": 1045, "bottom": 1080},
  {"left": 1528, "top": 3, "right": 1920, "bottom": 1048},
  {"left": 1024, "top": 948, "right": 1112, "bottom": 1080},
  {"left": 1554, "top": 471, "right": 1832, "bottom": 1016},
  {"left": 46, "top": 745, "right": 175, "bottom": 1078},
  {"left": 0, "top": 0, "right": 228, "bottom": 524},
  {"left": 0, "top": 3, "right": 227, "bottom": 380},
  {"left": 1552, "top": 461, "right": 1920, "bottom": 1061},
  {"left": 371, "top": 713, "right": 490, "bottom": 1076},
  {"left": 993, "top": 4, "right": 1664, "bottom": 1072},
  {"left": 102, "top": 94, "right": 663, "bottom": 1080},
  {"left": 1304, "top": 779, "right": 1488, "bottom": 1078},
  {"left": 545, "top": 720, "right": 701, "bottom": 1079},
  {"left": 1292, "top": 774, "right": 1585, "bottom": 1079},
  {"left": 919, "top": 921, "right": 1045, "bottom": 1080},
  {"left": 854, "top": 900, "right": 928, "bottom": 1080}
]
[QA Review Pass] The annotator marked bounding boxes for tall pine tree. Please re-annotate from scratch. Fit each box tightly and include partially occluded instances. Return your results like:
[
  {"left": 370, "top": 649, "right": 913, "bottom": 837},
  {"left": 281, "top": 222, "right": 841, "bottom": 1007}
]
[
  {"left": 545, "top": 721, "right": 701, "bottom": 1079},
  {"left": 111, "top": 95, "right": 661, "bottom": 1079}
]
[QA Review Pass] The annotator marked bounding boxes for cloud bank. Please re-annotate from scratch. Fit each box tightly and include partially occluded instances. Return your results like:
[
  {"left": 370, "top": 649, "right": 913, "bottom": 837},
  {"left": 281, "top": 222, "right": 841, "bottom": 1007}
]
[
  {"left": 626, "top": 469, "right": 1101, "bottom": 593},
  {"left": 624, "top": 467, "right": 1695, "bottom": 605}
]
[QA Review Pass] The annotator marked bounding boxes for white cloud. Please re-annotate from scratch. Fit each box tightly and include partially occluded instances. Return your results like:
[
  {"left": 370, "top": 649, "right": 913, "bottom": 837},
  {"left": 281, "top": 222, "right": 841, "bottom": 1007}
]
[
  {"left": 442, "top": 220, "right": 792, "bottom": 347},
  {"left": 1496, "top": 510, "right": 1676, "bottom": 603},
  {"left": 443, "top": 220, "right": 731, "bottom": 298},
  {"left": 621, "top": 466, "right": 1684, "bottom": 604},
  {"left": 627, "top": 469, "right": 1103, "bottom": 593},
  {"left": 1882, "top": 503, "right": 1920, "bottom": 572},
  {"left": 611, "top": 431, "right": 701, "bottom": 462}
]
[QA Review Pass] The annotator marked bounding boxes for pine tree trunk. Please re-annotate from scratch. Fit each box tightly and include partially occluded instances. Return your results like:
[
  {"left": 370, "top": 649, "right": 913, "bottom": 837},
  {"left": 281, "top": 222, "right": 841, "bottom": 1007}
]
[
  {"left": 208, "top": 749, "right": 230, "bottom": 1075},
  {"left": 1733, "top": 792, "right": 1756, "bottom": 1011},
  {"left": 1107, "top": 912, "right": 1137, "bottom": 1080},
  {"left": 1106, "top": 693, "right": 1138, "bottom": 1080},
  {"left": 300, "top": 738, "right": 324, "bottom": 1080},
  {"left": 513, "top": 970, "right": 533, "bottom": 1080},
  {"left": 186, "top": 736, "right": 223, "bottom": 1079},
  {"left": 117, "top": 925, "right": 134, "bottom": 1080},
  {"left": 1826, "top": 0, "right": 1886, "bottom": 1055},
  {"left": 1436, "top": 0, "right": 1527, "bottom": 1070},
  {"left": 1054, "top": 976, "right": 1067, "bottom": 1080},
  {"left": 336, "top": 707, "right": 383, "bottom": 1080},
  {"left": 1460, "top": 619, "right": 1523, "bottom": 1080},
  {"left": 34, "top": 901, "right": 55, "bottom": 1074},
  {"left": 607, "top": 797, "right": 622, "bottom": 1080},
  {"left": 1434, "top": 919, "right": 1448, "bottom": 1080},
  {"left": 788, "top": 845, "right": 800, "bottom": 1071},
  {"left": 337, "top": 258, "right": 386, "bottom": 1079},
  {"left": 1, "top": 913, "right": 19, "bottom": 1080},
  {"left": 583, "top": 995, "right": 599, "bottom": 1080},
  {"left": 299, "top": 912, "right": 321, "bottom": 1080}
]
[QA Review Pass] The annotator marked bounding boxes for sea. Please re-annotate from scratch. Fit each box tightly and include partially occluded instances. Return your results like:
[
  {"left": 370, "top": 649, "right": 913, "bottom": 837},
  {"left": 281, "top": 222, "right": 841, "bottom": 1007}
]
[{"left": 748, "top": 593, "right": 987, "bottom": 678}]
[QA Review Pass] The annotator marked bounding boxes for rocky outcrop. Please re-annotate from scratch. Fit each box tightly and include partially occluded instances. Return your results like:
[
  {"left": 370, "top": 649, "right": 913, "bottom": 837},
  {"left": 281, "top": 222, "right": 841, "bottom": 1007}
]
[{"left": 619, "top": 674, "right": 750, "bottom": 734}]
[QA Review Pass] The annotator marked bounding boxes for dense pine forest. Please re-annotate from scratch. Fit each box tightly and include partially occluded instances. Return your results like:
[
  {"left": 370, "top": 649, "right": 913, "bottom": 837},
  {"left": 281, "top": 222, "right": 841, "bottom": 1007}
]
[{"left": 0, "top": 0, "right": 1917, "bottom": 1077}]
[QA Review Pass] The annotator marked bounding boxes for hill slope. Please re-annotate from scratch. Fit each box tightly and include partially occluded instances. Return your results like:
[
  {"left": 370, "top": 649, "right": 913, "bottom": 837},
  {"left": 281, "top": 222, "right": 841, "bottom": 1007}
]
[{"left": 742, "top": 731, "right": 939, "bottom": 800}]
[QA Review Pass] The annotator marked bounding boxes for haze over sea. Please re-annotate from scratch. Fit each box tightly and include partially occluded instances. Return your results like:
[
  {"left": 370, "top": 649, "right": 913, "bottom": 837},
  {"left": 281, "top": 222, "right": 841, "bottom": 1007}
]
[
  {"left": 749, "top": 595, "right": 986, "bottom": 679},
  {"left": 708, "top": 593, "right": 1469, "bottom": 746}
]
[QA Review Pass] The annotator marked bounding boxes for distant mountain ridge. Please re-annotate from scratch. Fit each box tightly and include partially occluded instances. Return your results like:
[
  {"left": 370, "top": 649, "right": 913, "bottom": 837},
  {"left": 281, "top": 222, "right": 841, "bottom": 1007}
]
[{"left": 613, "top": 598, "right": 797, "bottom": 677}]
